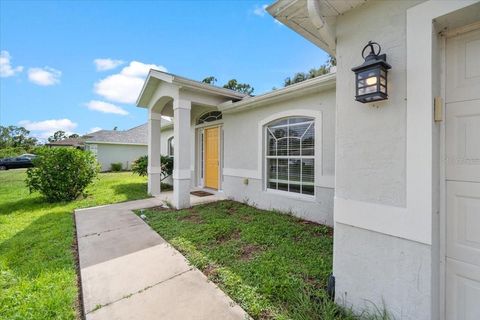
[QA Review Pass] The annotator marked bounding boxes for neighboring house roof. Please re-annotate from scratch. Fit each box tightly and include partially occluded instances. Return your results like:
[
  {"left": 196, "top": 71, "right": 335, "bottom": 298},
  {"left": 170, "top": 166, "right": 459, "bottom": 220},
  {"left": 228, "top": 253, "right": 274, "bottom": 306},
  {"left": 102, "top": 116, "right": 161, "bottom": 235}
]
[
  {"left": 46, "top": 138, "right": 85, "bottom": 147},
  {"left": 267, "top": 0, "right": 369, "bottom": 55},
  {"left": 84, "top": 123, "right": 149, "bottom": 145}
]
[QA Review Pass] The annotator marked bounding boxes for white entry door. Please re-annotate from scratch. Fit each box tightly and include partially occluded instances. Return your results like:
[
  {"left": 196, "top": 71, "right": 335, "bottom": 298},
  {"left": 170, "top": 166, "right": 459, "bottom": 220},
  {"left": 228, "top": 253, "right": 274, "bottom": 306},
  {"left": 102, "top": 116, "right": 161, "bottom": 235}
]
[{"left": 445, "top": 26, "right": 480, "bottom": 320}]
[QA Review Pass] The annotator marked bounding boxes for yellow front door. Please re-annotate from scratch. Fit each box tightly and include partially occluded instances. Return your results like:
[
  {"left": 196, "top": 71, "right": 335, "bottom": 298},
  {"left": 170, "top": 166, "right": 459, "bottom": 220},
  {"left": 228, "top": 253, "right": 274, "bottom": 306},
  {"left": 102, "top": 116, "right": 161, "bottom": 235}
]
[{"left": 204, "top": 126, "right": 219, "bottom": 189}]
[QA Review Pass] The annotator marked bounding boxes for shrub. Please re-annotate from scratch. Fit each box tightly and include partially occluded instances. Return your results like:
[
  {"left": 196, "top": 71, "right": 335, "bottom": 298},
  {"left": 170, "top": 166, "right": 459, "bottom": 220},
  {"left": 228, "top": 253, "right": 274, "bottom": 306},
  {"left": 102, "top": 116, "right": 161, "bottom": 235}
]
[
  {"left": 110, "top": 162, "right": 123, "bottom": 172},
  {"left": 132, "top": 155, "right": 173, "bottom": 181},
  {"left": 26, "top": 147, "right": 99, "bottom": 202}
]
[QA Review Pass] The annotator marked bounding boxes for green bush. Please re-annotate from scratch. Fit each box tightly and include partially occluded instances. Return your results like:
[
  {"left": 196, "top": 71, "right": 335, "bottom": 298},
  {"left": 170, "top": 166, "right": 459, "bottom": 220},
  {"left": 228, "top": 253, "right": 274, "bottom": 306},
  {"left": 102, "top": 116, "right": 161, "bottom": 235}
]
[
  {"left": 26, "top": 147, "right": 99, "bottom": 202},
  {"left": 132, "top": 155, "right": 173, "bottom": 181},
  {"left": 110, "top": 162, "right": 123, "bottom": 172}
]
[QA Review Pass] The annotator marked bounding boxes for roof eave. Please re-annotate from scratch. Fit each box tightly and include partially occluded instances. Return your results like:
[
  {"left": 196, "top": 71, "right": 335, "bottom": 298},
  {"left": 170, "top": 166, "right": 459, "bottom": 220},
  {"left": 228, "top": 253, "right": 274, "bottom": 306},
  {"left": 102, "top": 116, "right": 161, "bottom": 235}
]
[
  {"left": 136, "top": 69, "right": 247, "bottom": 109},
  {"left": 266, "top": 0, "right": 336, "bottom": 56},
  {"left": 220, "top": 72, "right": 336, "bottom": 114}
]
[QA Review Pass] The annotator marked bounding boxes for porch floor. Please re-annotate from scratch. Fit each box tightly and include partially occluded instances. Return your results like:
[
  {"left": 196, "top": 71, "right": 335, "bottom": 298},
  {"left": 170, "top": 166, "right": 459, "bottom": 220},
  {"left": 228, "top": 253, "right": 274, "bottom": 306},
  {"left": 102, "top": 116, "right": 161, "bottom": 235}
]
[{"left": 155, "top": 188, "right": 227, "bottom": 207}]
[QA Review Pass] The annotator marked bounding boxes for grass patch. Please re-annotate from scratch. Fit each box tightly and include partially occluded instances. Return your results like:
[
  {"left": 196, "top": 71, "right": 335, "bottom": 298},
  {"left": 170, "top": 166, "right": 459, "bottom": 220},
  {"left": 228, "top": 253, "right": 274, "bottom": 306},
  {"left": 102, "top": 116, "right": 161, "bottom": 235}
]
[
  {"left": 141, "top": 200, "right": 362, "bottom": 320},
  {"left": 0, "top": 169, "right": 149, "bottom": 320}
]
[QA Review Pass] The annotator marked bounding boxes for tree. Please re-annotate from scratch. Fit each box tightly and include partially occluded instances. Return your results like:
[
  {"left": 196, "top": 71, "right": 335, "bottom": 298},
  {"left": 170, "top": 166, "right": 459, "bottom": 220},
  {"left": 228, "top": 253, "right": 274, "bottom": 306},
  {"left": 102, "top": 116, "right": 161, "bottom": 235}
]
[
  {"left": 48, "top": 130, "right": 67, "bottom": 143},
  {"left": 68, "top": 133, "right": 80, "bottom": 139},
  {"left": 223, "top": 79, "right": 254, "bottom": 95},
  {"left": 284, "top": 54, "right": 336, "bottom": 87},
  {"left": 0, "top": 125, "right": 37, "bottom": 149},
  {"left": 113, "top": 126, "right": 118, "bottom": 131},
  {"left": 202, "top": 76, "right": 217, "bottom": 85}
]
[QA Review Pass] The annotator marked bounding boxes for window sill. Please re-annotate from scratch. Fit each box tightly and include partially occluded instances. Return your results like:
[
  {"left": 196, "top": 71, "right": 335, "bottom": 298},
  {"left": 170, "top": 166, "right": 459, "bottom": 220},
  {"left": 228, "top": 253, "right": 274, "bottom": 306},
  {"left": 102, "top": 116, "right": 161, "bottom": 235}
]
[{"left": 264, "top": 188, "right": 316, "bottom": 202}]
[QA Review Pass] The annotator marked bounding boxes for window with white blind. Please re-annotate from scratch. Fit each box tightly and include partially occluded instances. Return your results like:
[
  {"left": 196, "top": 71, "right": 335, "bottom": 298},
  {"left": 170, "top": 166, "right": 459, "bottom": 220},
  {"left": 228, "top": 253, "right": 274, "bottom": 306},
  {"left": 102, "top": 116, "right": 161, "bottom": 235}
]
[
  {"left": 265, "top": 117, "right": 315, "bottom": 196},
  {"left": 167, "top": 136, "right": 174, "bottom": 157}
]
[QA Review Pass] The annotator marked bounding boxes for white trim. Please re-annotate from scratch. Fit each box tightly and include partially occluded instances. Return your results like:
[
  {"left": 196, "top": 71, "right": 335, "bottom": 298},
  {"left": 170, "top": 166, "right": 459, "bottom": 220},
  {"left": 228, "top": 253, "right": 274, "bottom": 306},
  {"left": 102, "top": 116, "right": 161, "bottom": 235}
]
[
  {"left": 167, "top": 136, "right": 174, "bottom": 157},
  {"left": 194, "top": 119, "right": 223, "bottom": 129},
  {"left": 316, "top": 175, "right": 335, "bottom": 189},
  {"left": 223, "top": 168, "right": 261, "bottom": 179},
  {"left": 223, "top": 168, "right": 334, "bottom": 189},
  {"left": 334, "top": 0, "right": 478, "bottom": 245},
  {"left": 137, "top": 69, "right": 245, "bottom": 108},
  {"left": 264, "top": 188, "right": 316, "bottom": 202},
  {"left": 439, "top": 32, "right": 448, "bottom": 320}
]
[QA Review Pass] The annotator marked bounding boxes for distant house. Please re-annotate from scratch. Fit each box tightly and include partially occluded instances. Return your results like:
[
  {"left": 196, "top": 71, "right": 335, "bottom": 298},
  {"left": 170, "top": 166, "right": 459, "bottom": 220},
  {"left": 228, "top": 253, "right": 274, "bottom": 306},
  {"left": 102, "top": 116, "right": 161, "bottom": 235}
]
[
  {"left": 83, "top": 124, "right": 157, "bottom": 172},
  {"left": 46, "top": 123, "right": 173, "bottom": 172},
  {"left": 46, "top": 137, "right": 85, "bottom": 149}
]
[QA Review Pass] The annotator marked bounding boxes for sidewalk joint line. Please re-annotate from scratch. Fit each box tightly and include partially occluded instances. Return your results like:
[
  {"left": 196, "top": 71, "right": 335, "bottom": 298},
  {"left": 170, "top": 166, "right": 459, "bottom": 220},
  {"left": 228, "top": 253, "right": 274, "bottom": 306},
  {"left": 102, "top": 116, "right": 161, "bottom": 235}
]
[{"left": 85, "top": 268, "right": 193, "bottom": 315}]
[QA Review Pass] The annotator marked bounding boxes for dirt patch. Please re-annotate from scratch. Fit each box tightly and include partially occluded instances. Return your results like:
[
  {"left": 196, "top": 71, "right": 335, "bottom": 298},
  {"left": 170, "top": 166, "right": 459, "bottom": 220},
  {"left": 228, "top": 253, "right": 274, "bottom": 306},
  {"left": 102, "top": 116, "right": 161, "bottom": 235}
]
[
  {"left": 303, "top": 275, "right": 323, "bottom": 290},
  {"left": 203, "top": 264, "right": 218, "bottom": 278},
  {"left": 298, "top": 220, "right": 334, "bottom": 237},
  {"left": 215, "top": 229, "right": 241, "bottom": 243},
  {"left": 226, "top": 206, "right": 237, "bottom": 215},
  {"left": 240, "top": 244, "right": 262, "bottom": 261},
  {"left": 144, "top": 206, "right": 168, "bottom": 212},
  {"left": 259, "top": 309, "right": 275, "bottom": 320},
  {"left": 239, "top": 214, "right": 253, "bottom": 222},
  {"left": 178, "top": 210, "right": 203, "bottom": 224}
]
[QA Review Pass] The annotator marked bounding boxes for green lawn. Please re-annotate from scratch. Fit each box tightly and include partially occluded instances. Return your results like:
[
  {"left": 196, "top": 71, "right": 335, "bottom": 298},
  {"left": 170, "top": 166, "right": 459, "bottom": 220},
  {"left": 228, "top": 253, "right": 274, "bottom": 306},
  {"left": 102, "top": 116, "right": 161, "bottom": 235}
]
[
  {"left": 141, "top": 201, "right": 358, "bottom": 320},
  {"left": 0, "top": 169, "right": 149, "bottom": 320}
]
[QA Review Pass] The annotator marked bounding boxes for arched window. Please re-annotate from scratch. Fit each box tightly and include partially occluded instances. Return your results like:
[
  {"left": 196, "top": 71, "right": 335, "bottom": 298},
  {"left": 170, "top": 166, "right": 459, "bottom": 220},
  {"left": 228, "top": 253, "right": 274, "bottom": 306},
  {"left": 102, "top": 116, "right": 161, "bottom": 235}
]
[
  {"left": 167, "top": 136, "right": 174, "bottom": 157},
  {"left": 265, "top": 117, "right": 315, "bottom": 195},
  {"left": 197, "top": 111, "right": 222, "bottom": 125}
]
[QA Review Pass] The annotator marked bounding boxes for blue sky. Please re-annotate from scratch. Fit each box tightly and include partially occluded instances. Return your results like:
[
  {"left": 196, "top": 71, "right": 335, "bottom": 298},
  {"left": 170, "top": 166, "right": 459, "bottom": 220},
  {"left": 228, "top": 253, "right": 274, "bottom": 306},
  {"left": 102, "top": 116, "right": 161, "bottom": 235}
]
[{"left": 0, "top": 0, "right": 328, "bottom": 140}]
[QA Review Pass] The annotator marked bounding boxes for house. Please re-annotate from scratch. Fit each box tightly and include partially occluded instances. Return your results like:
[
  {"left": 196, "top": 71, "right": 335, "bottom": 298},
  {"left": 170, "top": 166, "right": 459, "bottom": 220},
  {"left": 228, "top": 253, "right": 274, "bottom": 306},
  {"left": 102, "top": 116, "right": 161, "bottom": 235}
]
[
  {"left": 137, "top": 1, "right": 480, "bottom": 319},
  {"left": 84, "top": 124, "right": 154, "bottom": 172},
  {"left": 46, "top": 137, "right": 85, "bottom": 149}
]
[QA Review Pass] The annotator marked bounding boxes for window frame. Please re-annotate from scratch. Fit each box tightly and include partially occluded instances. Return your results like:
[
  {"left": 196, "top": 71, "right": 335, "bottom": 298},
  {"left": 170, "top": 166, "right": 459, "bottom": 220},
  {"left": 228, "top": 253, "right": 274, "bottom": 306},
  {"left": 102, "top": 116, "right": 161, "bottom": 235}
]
[
  {"left": 264, "top": 116, "right": 316, "bottom": 198},
  {"left": 197, "top": 111, "right": 222, "bottom": 125},
  {"left": 167, "top": 136, "right": 174, "bottom": 157}
]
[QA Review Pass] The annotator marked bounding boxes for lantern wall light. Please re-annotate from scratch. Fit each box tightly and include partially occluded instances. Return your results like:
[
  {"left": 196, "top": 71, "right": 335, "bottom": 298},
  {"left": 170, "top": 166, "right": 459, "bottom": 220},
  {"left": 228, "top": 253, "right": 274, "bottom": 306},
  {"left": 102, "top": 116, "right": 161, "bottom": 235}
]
[{"left": 352, "top": 41, "right": 391, "bottom": 103}]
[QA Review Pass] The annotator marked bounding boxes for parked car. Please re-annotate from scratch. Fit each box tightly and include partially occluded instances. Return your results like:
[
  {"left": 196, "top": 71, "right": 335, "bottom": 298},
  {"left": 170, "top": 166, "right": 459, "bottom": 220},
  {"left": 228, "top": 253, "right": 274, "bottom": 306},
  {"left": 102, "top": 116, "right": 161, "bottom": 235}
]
[{"left": 0, "top": 156, "right": 35, "bottom": 170}]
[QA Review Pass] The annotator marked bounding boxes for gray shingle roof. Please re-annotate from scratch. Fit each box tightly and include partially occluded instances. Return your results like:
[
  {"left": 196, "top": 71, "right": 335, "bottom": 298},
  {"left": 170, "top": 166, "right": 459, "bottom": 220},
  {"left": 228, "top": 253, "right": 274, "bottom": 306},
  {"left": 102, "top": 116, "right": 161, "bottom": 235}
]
[{"left": 85, "top": 123, "right": 147, "bottom": 145}]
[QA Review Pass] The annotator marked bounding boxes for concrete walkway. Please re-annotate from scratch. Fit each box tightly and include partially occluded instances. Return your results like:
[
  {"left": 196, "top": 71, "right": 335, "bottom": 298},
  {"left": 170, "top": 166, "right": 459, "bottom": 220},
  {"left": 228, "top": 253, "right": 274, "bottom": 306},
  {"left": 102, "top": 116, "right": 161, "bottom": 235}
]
[{"left": 75, "top": 196, "right": 248, "bottom": 320}]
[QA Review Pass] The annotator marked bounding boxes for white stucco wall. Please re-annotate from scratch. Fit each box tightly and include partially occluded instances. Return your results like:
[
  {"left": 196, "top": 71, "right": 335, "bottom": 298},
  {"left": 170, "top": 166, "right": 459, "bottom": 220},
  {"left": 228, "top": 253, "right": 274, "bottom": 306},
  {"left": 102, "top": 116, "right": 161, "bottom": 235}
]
[
  {"left": 333, "top": 1, "right": 434, "bottom": 319},
  {"left": 334, "top": 223, "right": 432, "bottom": 319},
  {"left": 92, "top": 143, "right": 147, "bottom": 172},
  {"left": 222, "top": 89, "right": 336, "bottom": 225},
  {"left": 336, "top": 0, "right": 422, "bottom": 207}
]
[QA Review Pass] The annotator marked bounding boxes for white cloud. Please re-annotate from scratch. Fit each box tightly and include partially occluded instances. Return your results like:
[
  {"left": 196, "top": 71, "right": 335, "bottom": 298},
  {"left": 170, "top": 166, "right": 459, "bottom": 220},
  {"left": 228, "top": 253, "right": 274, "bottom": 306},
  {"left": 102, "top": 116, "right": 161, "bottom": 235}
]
[
  {"left": 28, "top": 67, "right": 61, "bottom": 86},
  {"left": 19, "top": 118, "right": 78, "bottom": 139},
  {"left": 253, "top": 4, "right": 268, "bottom": 17},
  {"left": 94, "top": 61, "right": 167, "bottom": 104},
  {"left": 0, "top": 50, "right": 23, "bottom": 77},
  {"left": 94, "top": 58, "right": 124, "bottom": 71},
  {"left": 85, "top": 100, "right": 129, "bottom": 115},
  {"left": 89, "top": 127, "right": 102, "bottom": 133}
]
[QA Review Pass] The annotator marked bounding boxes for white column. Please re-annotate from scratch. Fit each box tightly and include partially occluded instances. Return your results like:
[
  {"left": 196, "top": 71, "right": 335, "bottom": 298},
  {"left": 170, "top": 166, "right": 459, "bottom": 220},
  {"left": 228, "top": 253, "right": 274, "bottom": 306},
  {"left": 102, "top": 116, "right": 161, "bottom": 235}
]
[
  {"left": 172, "top": 99, "right": 191, "bottom": 209},
  {"left": 148, "top": 109, "right": 162, "bottom": 196}
]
